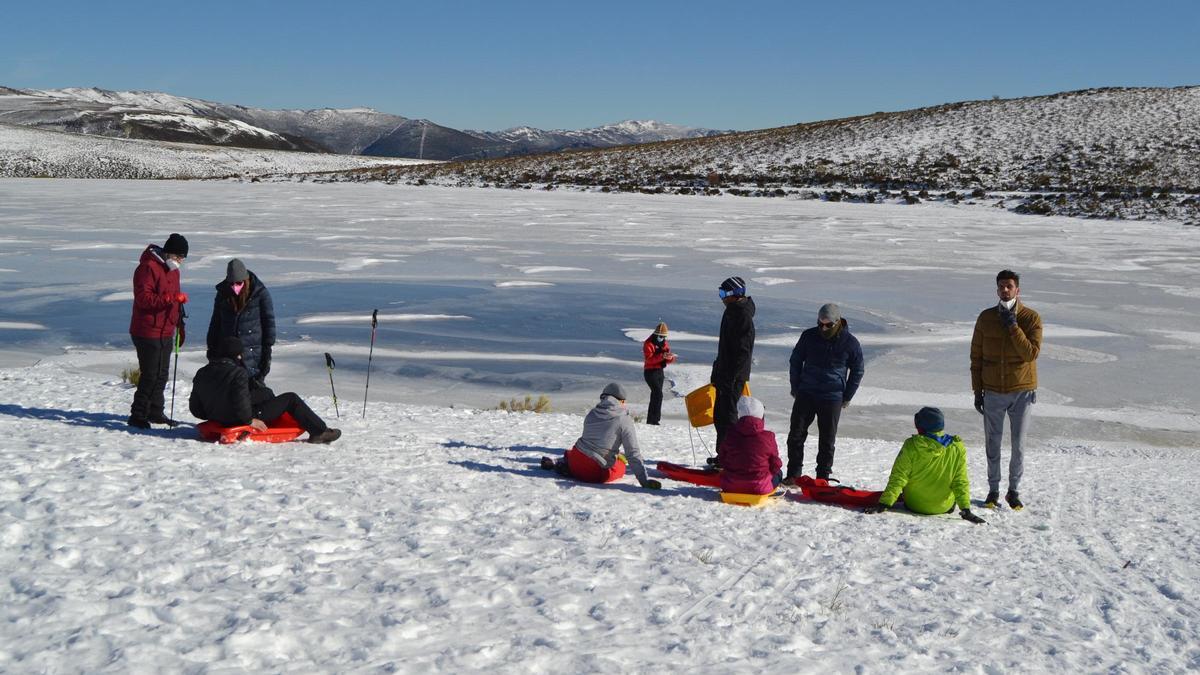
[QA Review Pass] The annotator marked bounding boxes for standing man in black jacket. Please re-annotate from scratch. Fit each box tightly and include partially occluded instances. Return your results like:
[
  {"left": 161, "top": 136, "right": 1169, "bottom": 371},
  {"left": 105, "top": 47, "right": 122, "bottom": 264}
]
[
  {"left": 785, "top": 303, "right": 864, "bottom": 482},
  {"left": 190, "top": 337, "right": 341, "bottom": 444},
  {"left": 711, "top": 276, "right": 756, "bottom": 459}
]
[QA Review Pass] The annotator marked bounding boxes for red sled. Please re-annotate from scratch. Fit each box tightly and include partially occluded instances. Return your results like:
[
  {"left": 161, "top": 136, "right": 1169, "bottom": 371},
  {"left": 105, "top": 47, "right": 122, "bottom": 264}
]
[
  {"left": 792, "top": 476, "right": 882, "bottom": 508},
  {"left": 196, "top": 412, "right": 305, "bottom": 444},
  {"left": 656, "top": 461, "right": 721, "bottom": 488}
]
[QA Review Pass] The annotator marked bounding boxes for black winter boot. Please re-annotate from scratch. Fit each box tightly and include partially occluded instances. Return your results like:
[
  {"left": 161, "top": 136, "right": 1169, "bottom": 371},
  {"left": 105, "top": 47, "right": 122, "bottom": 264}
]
[
  {"left": 308, "top": 428, "right": 341, "bottom": 444},
  {"left": 1005, "top": 490, "right": 1024, "bottom": 511},
  {"left": 147, "top": 412, "right": 180, "bottom": 427},
  {"left": 983, "top": 491, "right": 1000, "bottom": 509}
]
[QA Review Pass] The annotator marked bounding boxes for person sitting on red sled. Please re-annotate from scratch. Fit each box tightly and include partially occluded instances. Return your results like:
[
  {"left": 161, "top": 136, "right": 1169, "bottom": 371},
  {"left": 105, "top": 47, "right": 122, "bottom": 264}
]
[
  {"left": 190, "top": 336, "right": 341, "bottom": 444},
  {"left": 717, "top": 396, "right": 783, "bottom": 495},
  {"left": 541, "top": 383, "right": 661, "bottom": 489},
  {"left": 863, "top": 407, "right": 985, "bottom": 524}
]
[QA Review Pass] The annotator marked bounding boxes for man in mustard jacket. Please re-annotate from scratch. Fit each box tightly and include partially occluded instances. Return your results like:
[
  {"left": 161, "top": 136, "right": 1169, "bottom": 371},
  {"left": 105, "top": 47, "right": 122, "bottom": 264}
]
[
  {"left": 970, "top": 269, "right": 1042, "bottom": 510},
  {"left": 863, "top": 407, "right": 986, "bottom": 524}
]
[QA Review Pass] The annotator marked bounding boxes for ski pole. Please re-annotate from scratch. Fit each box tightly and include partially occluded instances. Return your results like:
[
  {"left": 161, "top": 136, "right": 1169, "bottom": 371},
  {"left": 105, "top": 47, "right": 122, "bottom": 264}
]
[
  {"left": 325, "top": 352, "right": 340, "bottom": 418},
  {"left": 363, "top": 308, "right": 378, "bottom": 418},
  {"left": 169, "top": 304, "right": 187, "bottom": 425}
]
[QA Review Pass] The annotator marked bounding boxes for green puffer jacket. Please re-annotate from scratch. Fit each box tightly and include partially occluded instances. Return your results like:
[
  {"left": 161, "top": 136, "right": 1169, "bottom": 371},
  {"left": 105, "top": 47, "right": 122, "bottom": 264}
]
[{"left": 879, "top": 433, "right": 971, "bottom": 515}]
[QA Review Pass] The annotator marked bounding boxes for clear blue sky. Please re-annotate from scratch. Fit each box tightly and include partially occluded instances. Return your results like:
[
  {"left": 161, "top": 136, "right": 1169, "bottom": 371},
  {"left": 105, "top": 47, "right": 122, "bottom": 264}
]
[{"left": 4, "top": 0, "right": 1198, "bottom": 131}]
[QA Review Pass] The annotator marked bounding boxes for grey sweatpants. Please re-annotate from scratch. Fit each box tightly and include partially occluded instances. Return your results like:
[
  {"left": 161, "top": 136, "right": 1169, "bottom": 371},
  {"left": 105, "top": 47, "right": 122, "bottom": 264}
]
[{"left": 983, "top": 389, "right": 1035, "bottom": 493}]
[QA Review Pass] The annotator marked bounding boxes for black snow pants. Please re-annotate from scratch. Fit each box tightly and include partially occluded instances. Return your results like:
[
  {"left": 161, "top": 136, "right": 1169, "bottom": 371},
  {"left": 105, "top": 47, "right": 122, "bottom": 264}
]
[
  {"left": 130, "top": 335, "right": 173, "bottom": 421},
  {"left": 254, "top": 391, "right": 328, "bottom": 435},
  {"left": 786, "top": 393, "right": 843, "bottom": 479},
  {"left": 644, "top": 368, "right": 665, "bottom": 425}
]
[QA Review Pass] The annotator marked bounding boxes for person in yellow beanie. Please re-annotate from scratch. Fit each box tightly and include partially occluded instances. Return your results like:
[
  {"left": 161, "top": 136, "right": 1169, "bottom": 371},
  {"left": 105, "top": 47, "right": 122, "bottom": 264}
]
[{"left": 642, "top": 321, "right": 676, "bottom": 424}]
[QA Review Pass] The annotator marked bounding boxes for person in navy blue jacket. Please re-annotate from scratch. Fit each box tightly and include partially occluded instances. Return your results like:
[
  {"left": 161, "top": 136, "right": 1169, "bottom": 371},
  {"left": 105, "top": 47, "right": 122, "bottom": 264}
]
[
  {"left": 784, "top": 303, "right": 864, "bottom": 482},
  {"left": 206, "top": 258, "right": 276, "bottom": 389}
]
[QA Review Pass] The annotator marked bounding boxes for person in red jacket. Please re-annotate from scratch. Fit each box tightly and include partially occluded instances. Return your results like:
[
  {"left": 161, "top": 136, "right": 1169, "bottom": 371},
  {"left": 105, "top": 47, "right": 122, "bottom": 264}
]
[
  {"left": 718, "top": 396, "right": 783, "bottom": 495},
  {"left": 642, "top": 321, "right": 676, "bottom": 425},
  {"left": 128, "top": 233, "right": 190, "bottom": 429}
]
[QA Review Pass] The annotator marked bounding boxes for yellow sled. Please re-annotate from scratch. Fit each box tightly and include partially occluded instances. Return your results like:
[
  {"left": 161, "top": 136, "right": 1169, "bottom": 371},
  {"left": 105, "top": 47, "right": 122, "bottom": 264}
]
[
  {"left": 720, "top": 491, "right": 775, "bottom": 507},
  {"left": 684, "top": 382, "right": 752, "bottom": 428}
]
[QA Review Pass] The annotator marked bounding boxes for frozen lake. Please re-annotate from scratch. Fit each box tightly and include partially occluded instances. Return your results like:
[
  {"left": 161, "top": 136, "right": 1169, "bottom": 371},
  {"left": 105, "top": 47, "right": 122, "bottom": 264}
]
[{"left": 1, "top": 178, "right": 1198, "bottom": 446}]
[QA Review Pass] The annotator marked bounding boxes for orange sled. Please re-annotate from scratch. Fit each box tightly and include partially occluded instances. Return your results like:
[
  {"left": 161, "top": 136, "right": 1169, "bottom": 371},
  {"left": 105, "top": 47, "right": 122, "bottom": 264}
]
[
  {"left": 656, "top": 461, "right": 721, "bottom": 487},
  {"left": 197, "top": 412, "right": 305, "bottom": 444},
  {"left": 792, "top": 476, "right": 882, "bottom": 508}
]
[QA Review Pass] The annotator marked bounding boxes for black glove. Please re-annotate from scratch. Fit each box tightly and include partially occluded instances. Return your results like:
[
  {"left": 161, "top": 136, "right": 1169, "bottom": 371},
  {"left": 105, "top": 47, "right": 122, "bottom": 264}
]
[
  {"left": 259, "top": 347, "right": 272, "bottom": 378},
  {"left": 974, "top": 391, "right": 985, "bottom": 414},
  {"left": 643, "top": 479, "right": 662, "bottom": 490},
  {"left": 862, "top": 503, "right": 888, "bottom": 514},
  {"left": 961, "top": 509, "right": 987, "bottom": 524},
  {"left": 1000, "top": 309, "right": 1017, "bottom": 329}
]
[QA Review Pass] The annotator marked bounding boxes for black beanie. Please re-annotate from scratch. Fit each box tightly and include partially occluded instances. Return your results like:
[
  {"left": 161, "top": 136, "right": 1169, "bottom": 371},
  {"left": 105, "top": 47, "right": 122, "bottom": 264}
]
[
  {"left": 163, "top": 233, "right": 189, "bottom": 258},
  {"left": 719, "top": 276, "right": 746, "bottom": 296},
  {"left": 220, "top": 336, "right": 244, "bottom": 359},
  {"left": 914, "top": 406, "right": 945, "bottom": 433}
]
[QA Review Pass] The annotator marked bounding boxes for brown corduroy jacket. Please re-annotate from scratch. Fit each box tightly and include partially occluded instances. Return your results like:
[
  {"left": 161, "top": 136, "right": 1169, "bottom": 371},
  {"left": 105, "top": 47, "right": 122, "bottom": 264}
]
[{"left": 970, "top": 301, "right": 1042, "bottom": 393}]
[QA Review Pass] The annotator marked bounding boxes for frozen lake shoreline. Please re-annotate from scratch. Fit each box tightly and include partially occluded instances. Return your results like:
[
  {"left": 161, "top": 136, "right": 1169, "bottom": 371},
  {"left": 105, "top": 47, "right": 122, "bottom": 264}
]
[{"left": 2, "top": 178, "right": 1199, "bottom": 447}]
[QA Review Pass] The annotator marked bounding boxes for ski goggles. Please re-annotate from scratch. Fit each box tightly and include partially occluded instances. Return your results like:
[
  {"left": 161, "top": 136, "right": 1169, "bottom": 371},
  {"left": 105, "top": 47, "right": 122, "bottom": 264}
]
[{"left": 718, "top": 287, "right": 743, "bottom": 299}]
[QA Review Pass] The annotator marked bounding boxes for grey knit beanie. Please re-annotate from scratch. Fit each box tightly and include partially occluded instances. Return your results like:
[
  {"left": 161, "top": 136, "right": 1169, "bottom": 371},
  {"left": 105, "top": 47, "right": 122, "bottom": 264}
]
[
  {"left": 225, "top": 258, "right": 249, "bottom": 284},
  {"left": 601, "top": 382, "right": 628, "bottom": 400}
]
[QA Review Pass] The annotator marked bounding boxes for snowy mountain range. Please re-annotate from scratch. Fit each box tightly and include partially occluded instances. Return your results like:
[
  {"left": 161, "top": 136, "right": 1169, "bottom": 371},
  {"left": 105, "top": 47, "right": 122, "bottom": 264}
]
[
  {"left": 0, "top": 86, "right": 728, "bottom": 160},
  {"left": 320, "top": 86, "right": 1200, "bottom": 223},
  {"left": 0, "top": 123, "right": 430, "bottom": 180}
]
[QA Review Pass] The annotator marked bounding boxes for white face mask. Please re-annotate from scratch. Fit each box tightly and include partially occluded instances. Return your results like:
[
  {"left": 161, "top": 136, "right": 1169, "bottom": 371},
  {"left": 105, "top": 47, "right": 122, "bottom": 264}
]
[
  {"left": 166, "top": 259, "right": 181, "bottom": 272},
  {"left": 999, "top": 298, "right": 1016, "bottom": 310}
]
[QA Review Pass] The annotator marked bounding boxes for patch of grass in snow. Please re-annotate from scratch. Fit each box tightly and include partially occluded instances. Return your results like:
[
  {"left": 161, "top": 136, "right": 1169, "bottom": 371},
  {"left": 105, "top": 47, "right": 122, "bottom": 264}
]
[
  {"left": 827, "top": 576, "right": 849, "bottom": 614},
  {"left": 120, "top": 366, "right": 140, "bottom": 386},
  {"left": 496, "top": 394, "right": 552, "bottom": 413}
]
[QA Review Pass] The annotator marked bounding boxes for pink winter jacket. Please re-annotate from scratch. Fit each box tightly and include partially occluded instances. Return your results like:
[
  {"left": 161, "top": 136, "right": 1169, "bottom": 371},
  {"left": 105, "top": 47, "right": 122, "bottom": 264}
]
[{"left": 718, "top": 416, "right": 782, "bottom": 495}]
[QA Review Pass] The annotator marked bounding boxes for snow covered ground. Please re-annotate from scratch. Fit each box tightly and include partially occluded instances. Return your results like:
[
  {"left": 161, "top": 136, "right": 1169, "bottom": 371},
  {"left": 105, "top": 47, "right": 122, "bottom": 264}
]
[
  {"left": 0, "top": 123, "right": 431, "bottom": 179},
  {"left": 1, "top": 179, "right": 1199, "bottom": 671}
]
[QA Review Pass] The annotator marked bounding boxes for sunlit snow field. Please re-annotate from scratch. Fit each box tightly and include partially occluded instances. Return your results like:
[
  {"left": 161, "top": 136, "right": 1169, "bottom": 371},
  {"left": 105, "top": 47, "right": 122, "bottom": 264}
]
[{"left": 1, "top": 179, "right": 1198, "bottom": 671}]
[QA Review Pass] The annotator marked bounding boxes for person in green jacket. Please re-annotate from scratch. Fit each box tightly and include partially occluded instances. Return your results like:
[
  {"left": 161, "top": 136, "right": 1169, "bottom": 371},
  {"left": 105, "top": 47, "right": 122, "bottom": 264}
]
[{"left": 863, "top": 407, "right": 987, "bottom": 524}]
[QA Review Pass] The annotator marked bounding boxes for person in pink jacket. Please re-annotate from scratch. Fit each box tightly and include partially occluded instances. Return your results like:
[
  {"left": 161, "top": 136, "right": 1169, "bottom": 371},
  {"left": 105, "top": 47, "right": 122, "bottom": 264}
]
[{"left": 718, "top": 396, "right": 783, "bottom": 495}]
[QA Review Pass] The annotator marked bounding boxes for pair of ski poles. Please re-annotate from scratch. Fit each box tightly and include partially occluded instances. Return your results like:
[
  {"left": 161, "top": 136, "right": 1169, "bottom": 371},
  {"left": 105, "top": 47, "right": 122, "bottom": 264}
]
[
  {"left": 323, "top": 308, "right": 378, "bottom": 419},
  {"left": 168, "top": 306, "right": 378, "bottom": 422}
]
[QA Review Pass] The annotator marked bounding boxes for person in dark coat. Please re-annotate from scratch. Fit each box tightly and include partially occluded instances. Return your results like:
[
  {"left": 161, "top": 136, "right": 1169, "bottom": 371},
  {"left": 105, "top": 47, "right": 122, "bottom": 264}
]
[
  {"left": 711, "top": 276, "right": 756, "bottom": 458},
  {"left": 642, "top": 321, "right": 676, "bottom": 425},
  {"left": 785, "top": 303, "right": 865, "bottom": 481},
  {"left": 206, "top": 258, "right": 276, "bottom": 388},
  {"left": 128, "top": 233, "right": 189, "bottom": 429},
  {"left": 190, "top": 336, "right": 341, "bottom": 444}
]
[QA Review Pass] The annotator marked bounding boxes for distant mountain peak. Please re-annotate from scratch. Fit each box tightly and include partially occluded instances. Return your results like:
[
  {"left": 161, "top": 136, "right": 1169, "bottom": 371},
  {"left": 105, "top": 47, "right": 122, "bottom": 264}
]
[{"left": 1, "top": 84, "right": 730, "bottom": 160}]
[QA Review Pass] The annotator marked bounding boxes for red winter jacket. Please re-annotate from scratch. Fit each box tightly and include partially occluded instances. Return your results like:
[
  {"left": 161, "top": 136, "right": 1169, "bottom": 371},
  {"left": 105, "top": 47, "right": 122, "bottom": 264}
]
[
  {"left": 129, "top": 245, "right": 183, "bottom": 339},
  {"left": 718, "top": 416, "right": 782, "bottom": 495},
  {"left": 643, "top": 335, "right": 674, "bottom": 370}
]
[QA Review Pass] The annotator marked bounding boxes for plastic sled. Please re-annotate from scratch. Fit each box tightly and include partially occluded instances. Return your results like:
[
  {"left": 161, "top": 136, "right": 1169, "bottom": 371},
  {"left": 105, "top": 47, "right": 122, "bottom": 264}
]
[
  {"left": 793, "top": 475, "right": 882, "bottom": 508},
  {"left": 197, "top": 412, "right": 305, "bottom": 444},
  {"left": 684, "top": 382, "right": 752, "bottom": 428},
  {"left": 720, "top": 491, "right": 776, "bottom": 507},
  {"left": 657, "top": 461, "right": 721, "bottom": 487}
]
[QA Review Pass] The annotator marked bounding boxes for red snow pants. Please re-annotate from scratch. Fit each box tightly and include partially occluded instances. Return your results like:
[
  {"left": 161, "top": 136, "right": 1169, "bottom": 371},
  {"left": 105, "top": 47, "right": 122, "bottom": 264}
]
[{"left": 565, "top": 447, "right": 626, "bottom": 484}]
